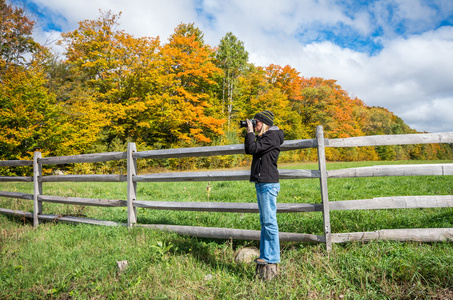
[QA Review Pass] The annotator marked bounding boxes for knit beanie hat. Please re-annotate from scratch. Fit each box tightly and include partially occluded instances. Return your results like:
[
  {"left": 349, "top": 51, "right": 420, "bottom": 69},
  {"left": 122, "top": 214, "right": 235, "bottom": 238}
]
[{"left": 254, "top": 110, "right": 274, "bottom": 126}]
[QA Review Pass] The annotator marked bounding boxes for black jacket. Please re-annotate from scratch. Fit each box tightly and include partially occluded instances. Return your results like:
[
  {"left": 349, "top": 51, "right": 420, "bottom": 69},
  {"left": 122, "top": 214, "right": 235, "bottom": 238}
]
[{"left": 244, "top": 126, "right": 285, "bottom": 183}]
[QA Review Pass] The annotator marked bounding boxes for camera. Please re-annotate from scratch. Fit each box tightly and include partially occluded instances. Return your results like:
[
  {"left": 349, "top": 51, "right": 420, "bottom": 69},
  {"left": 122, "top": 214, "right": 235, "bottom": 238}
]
[{"left": 239, "top": 119, "right": 256, "bottom": 128}]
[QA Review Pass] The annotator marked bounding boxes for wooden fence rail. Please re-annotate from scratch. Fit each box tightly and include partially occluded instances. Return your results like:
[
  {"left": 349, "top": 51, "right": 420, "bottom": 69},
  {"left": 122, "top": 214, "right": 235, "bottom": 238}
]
[{"left": 1, "top": 126, "right": 453, "bottom": 251}]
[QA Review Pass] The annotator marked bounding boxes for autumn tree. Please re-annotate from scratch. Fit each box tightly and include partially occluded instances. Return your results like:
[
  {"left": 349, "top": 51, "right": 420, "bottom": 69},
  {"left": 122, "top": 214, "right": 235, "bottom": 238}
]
[
  {"left": 148, "top": 23, "right": 225, "bottom": 147},
  {"left": 0, "top": 0, "right": 39, "bottom": 76},
  {"left": 58, "top": 11, "right": 162, "bottom": 146},
  {"left": 296, "top": 77, "right": 363, "bottom": 138},
  {"left": 52, "top": 78, "right": 109, "bottom": 156},
  {"left": 0, "top": 64, "right": 62, "bottom": 164},
  {"left": 264, "top": 64, "right": 311, "bottom": 139},
  {"left": 266, "top": 64, "right": 304, "bottom": 103},
  {"left": 0, "top": 0, "right": 65, "bottom": 172},
  {"left": 215, "top": 32, "right": 248, "bottom": 128}
]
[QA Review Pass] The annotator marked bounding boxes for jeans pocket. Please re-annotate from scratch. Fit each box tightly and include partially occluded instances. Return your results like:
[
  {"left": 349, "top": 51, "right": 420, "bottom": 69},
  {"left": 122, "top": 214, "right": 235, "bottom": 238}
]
[{"left": 268, "top": 185, "right": 280, "bottom": 198}]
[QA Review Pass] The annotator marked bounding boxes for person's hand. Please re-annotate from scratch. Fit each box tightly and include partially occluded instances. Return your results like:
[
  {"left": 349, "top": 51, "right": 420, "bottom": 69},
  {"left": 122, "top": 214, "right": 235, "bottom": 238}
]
[{"left": 246, "top": 119, "right": 254, "bottom": 133}]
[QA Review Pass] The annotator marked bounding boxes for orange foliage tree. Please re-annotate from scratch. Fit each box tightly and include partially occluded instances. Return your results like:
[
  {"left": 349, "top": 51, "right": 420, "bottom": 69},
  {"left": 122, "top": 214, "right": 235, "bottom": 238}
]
[{"left": 142, "top": 23, "right": 225, "bottom": 147}]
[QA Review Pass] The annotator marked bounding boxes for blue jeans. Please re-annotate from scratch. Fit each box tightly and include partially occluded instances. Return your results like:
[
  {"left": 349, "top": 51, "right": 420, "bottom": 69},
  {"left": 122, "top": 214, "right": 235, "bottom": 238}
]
[{"left": 255, "top": 182, "right": 280, "bottom": 264}]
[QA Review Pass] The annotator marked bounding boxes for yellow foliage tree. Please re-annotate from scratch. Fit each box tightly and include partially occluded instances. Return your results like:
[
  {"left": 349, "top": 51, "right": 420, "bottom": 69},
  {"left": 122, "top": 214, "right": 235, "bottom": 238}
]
[
  {"left": 58, "top": 11, "right": 162, "bottom": 145},
  {"left": 0, "top": 67, "right": 60, "bottom": 161}
]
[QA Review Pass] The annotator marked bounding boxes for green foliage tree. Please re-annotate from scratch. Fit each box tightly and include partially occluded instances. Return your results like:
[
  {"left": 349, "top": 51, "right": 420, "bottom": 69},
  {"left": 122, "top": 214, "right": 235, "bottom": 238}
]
[{"left": 215, "top": 32, "right": 249, "bottom": 128}]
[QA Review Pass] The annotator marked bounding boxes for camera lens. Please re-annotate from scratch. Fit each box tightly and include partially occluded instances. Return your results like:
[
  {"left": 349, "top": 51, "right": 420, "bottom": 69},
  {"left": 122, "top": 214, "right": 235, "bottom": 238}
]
[{"left": 239, "top": 120, "right": 256, "bottom": 128}]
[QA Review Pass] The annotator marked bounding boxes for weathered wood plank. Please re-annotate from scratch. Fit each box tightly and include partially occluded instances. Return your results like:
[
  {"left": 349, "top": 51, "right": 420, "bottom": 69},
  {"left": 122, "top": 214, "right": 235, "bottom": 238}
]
[
  {"left": 134, "top": 169, "right": 319, "bottom": 183},
  {"left": 33, "top": 151, "right": 43, "bottom": 227},
  {"left": 38, "top": 195, "right": 126, "bottom": 207},
  {"left": 332, "top": 228, "right": 453, "bottom": 243},
  {"left": 328, "top": 164, "right": 453, "bottom": 178},
  {"left": 134, "top": 144, "right": 245, "bottom": 159},
  {"left": 0, "top": 208, "right": 33, "bottom": 218},
  {"left": 0, "top": 191, "right": 33, "bottom": 200},
  {"left": 4, "top": 208, "right": 450, "bottom": 244},
  {"left": 281, "top": 139, "right": 318, "bottom": 150},
  {"left": 0, "top": 208, "right": 123, "bottom": 226},
  {"left": 0, "top": 208, "right": 324, "bottom": 242},
  {"left": 0, "top": 160, "right": 33, "bottom": 167},
  {"left": 134, "top": 201, "right": 322, "bottom": 213},
  {"left": 280, "top": 169, "right": 321, "bottom": 179},
  {"left": 40, "top": 174, "right": 127, "bottom": 182},
  {"left": 328, "top": 132, "right": 453, "bottom": 148},
  {"left": 39, "top": 152, "right": 127, "bottom": 165},
  {"left": 133, "top": 139, "right": 318, "bottom": 159},
  {"left": 330, "top": 195, "right": 453, "bottom": 211},
  {"left": 127, "top": 142, "right": 138, "bottom": 227},
  {"left": 138, "top": 224, "right": 325, "bottom": 242},
  {"left": 317, "top": 126, "right": 332, "bottom": 252},
  {"left": 0, "top": 176, "right": 32, "bottom": 182},
  {"left": 38, "top": 214, "right": 124, "bottom": 226},
  {"left": 134, "top": 170, "right": 249, "bottom": 182},
  {"left": 443, "top": 164, "right": 453, "bottom": 175}
]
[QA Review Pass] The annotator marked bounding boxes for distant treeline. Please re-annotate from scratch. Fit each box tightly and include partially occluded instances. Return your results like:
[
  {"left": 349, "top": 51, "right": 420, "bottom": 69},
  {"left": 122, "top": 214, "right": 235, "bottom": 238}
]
[{"left": 1, "top": 2, "right": 451, "bottom": 175}]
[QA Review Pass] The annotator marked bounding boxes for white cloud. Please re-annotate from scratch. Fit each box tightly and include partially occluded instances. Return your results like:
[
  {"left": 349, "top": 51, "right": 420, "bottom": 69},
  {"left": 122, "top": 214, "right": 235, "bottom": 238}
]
[
  {"left": 400, "top": 97, "right": 453, "bottom": 132},
  {"left": 342, "top": 27, "right": 453, "bottom": 132},
  {"left": 253, "top": 26, "right": 453, "bottom": 133},
  {"left": 31, "top": 0, "right": 198, "bottom": 40}
]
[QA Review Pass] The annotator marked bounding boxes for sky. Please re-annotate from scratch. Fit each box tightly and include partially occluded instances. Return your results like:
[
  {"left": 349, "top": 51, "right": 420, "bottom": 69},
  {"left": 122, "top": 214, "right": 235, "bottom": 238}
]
[{"left": 9, "top": 0, "right": 453, "bottom": 133}]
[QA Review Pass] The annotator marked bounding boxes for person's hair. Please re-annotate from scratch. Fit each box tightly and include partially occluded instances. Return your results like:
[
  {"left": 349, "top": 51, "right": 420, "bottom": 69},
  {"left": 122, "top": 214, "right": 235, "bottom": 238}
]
[{"left": 257, "top": 123, "right": 270, "bottom": 136}]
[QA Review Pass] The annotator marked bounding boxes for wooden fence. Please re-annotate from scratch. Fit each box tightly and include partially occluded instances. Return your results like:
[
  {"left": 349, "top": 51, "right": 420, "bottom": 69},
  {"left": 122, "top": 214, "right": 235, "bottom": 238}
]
[{"left": 1, "top": 126, "right": 453, "bottom": 251}]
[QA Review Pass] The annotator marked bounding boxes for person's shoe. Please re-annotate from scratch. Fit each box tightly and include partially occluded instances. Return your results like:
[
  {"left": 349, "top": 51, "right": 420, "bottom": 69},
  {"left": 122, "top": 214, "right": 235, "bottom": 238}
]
[{"left": 254, "top": 258, "right": 268, "bottom": 265}]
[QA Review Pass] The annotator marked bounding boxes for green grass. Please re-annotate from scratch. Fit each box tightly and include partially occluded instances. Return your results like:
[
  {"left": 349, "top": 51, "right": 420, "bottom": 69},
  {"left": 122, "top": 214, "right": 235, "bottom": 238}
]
[{"left": 1, "top": 160, "right": 452, "bottom": 299}]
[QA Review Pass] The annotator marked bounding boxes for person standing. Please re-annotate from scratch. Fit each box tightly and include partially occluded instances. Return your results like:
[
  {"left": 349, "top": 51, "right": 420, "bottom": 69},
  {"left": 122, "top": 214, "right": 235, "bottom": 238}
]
[{"left": 244, "top": 110, "right": 284, "bottom": 265}]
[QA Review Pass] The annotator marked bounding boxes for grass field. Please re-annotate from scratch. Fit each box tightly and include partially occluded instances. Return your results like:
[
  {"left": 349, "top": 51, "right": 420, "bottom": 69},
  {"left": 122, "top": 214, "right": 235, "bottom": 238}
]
[{"left": 1, "top": 160, "right": 452, "bottom": 299}]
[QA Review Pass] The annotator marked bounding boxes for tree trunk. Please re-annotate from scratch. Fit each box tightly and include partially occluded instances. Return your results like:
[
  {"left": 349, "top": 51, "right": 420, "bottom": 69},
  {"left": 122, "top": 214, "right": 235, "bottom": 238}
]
[{"left": 255, "top": 264, "right": 279, "bottom": 281}]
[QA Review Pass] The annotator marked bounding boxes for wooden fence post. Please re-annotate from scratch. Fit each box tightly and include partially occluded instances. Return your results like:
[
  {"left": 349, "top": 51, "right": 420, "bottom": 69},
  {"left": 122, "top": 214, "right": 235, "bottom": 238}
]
[
  {"left": 127, "top": 143, "right": 137, "bottom": 227},
  {"left": 33, "top": 152, "right": 42, "bottom": 227},
  {"left": 316, "top": 126, "right": 332, "bottom": 252}
]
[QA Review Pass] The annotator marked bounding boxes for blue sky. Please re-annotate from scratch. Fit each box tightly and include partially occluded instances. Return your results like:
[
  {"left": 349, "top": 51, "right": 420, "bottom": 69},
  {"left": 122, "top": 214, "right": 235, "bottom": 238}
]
[{"left": 9, "top": 0, "right": 453, "bottom": 133}]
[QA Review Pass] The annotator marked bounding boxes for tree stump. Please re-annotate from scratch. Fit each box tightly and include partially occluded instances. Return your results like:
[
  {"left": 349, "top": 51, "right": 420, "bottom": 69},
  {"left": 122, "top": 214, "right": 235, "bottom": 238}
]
[{"left": 255, "top": 263, "right": 279, "bottom": 281}]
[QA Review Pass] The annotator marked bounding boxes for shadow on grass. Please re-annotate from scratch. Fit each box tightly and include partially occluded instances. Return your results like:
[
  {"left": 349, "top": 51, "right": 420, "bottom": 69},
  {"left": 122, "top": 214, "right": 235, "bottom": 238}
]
[
  {"left": 1, "top": 213, "right": 33, "bottom": 226},
  {"left": 164, "top": 234, "right": 259, "bottom": 279}
]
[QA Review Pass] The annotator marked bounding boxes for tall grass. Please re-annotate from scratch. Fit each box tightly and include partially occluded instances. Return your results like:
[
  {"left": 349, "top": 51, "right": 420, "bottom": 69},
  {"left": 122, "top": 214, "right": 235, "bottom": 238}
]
[{"left": 1, "top": 160, "right": 452, "bottom": 299}]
